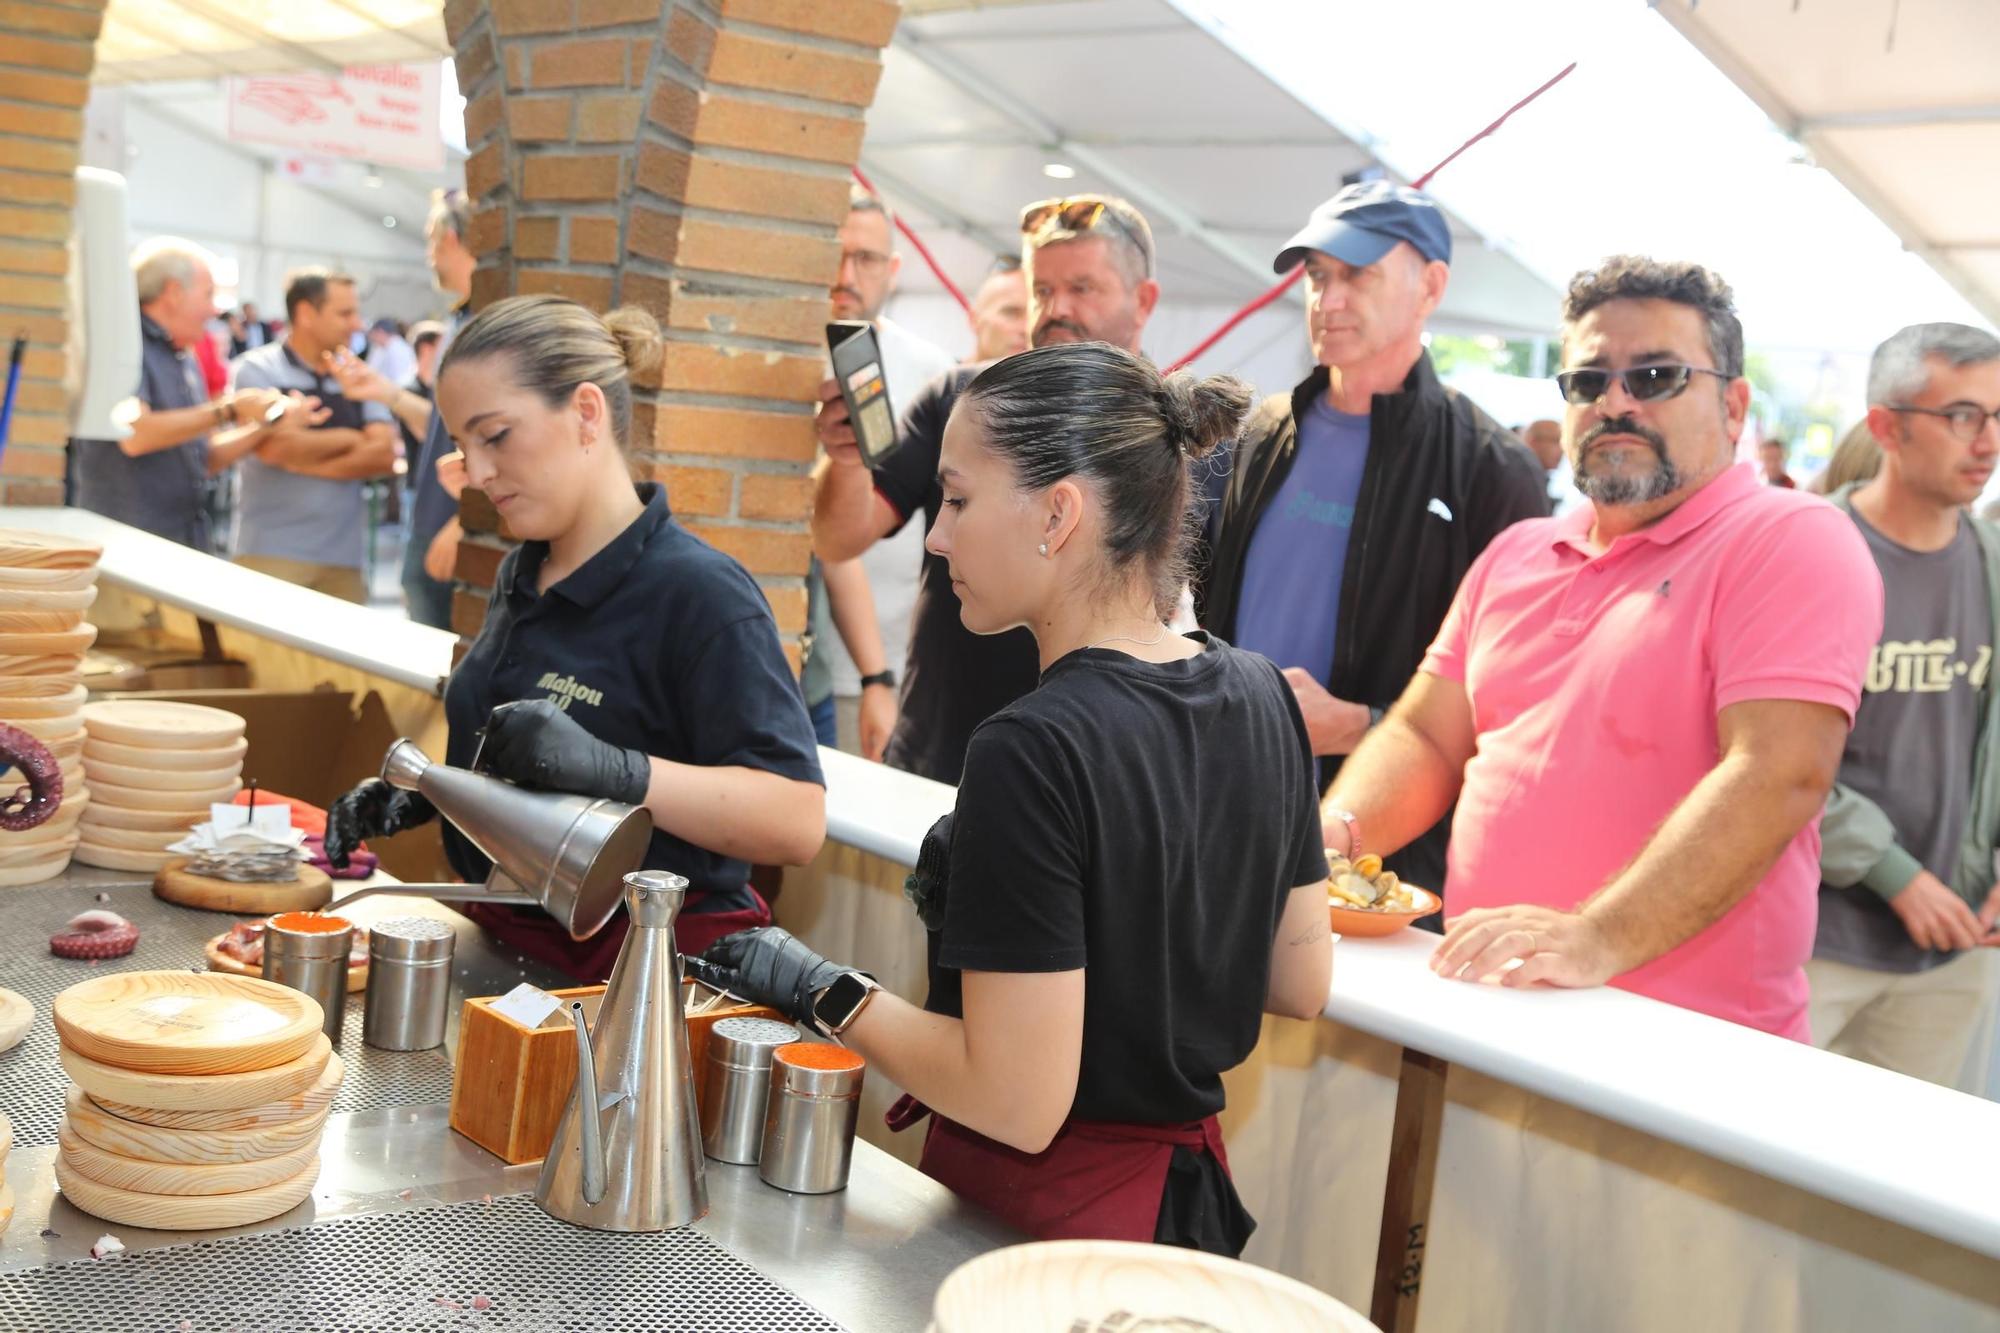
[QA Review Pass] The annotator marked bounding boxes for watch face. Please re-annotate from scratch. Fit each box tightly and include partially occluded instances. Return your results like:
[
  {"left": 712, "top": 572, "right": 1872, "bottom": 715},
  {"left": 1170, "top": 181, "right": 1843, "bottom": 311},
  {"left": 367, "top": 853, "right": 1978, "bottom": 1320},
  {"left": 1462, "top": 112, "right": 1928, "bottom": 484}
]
[{"left": 814, "top": 973, "right": 872, "bottom": 1030}]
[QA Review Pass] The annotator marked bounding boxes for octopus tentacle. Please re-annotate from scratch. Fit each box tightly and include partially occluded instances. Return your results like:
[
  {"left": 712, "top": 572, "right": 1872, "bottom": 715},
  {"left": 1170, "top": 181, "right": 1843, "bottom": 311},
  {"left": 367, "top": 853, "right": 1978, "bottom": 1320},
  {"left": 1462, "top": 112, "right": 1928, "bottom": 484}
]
[{"left": 0, "top": 722, "right": 62, "bottom": 831}]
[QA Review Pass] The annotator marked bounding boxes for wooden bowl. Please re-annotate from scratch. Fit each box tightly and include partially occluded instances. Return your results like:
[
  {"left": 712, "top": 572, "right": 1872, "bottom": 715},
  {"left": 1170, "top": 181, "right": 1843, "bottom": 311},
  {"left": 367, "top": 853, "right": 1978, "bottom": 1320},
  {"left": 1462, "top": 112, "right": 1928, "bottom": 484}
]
[
  {"left": 91, "top": 1051, "right": 343, "bottom": 1131},
  {"left": 54, "top": 1153, "right": 318, "bottom": 1230},
  {"left": 66, "top": 1084, "right": 331, "bottom": 1163},
  {"left": 59, "top": 1033, "right": 332, "bottom": 1112},
  {"left": 1328, "top": 885, "right": 1442, "bottom": 938},
  {"left": 53, "top": 971, "right": 324, "bottom": 1075},
  {"left": 931, "top": 1239, "right": 1379, "bottom": 1333},
  {"left": 84, "top": 736, "right": 248, "bottom": 771},
  {"left": 59, "top": 1120, "right": 319, "bottom": 1194}
]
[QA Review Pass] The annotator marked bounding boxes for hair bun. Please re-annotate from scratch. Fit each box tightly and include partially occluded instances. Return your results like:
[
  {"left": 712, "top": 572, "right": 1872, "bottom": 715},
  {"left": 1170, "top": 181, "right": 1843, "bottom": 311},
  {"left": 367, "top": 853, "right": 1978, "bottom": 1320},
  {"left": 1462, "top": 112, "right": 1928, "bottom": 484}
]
[
  {"left": 1158, "top": 371, "right": 1252, "bottom": 460},
  {"left": 601, "top": 305, "right": 663, "bottom": 380}
]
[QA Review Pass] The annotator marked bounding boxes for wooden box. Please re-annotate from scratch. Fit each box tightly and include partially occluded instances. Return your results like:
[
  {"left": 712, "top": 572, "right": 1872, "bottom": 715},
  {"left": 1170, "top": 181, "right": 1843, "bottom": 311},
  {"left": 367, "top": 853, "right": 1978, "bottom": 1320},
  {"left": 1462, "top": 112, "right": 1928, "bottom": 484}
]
[{"left": 449, "top": 982, "right": 784, "bottom": 1165}]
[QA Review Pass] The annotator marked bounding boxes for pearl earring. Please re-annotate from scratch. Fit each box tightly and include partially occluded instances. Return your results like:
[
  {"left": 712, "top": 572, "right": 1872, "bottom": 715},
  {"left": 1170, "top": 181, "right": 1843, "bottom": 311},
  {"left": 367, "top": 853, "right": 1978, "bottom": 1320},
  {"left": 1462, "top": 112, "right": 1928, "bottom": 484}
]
[{"left": 1038, "top": 542, "right": 1049, "bottom": 557}]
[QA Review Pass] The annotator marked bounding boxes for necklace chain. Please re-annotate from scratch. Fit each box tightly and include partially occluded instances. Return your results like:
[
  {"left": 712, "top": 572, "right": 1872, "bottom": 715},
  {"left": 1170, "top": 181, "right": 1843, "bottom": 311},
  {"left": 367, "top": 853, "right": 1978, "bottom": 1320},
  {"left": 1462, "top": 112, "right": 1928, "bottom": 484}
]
[{"left": 1082, "top": 622, "right": 1171, "bottom": 653}]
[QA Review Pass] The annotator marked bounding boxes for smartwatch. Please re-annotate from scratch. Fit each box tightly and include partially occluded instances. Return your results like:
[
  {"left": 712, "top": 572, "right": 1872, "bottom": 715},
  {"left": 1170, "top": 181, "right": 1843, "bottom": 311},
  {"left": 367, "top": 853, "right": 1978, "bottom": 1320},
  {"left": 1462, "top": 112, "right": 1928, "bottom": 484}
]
[
  {"left": 811, "top": 971, "right": 881, "bottom": 1037},
  {"left": 859, "top": 669, "right": 896, "bottom": 691}
]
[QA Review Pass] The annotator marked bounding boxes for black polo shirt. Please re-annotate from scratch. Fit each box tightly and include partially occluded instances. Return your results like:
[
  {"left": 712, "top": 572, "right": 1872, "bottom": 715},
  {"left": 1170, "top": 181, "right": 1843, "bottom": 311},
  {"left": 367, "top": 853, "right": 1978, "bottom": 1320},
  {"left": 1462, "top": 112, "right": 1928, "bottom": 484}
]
[
  {"left": 871, "top": 364, "right": 1041, "bottom": 784},
  {"left": 442, "top": 483, "right": 824, "bottom": 913},
  {"left": 72, "top": 312, "right": 214, "bottom": 551}
]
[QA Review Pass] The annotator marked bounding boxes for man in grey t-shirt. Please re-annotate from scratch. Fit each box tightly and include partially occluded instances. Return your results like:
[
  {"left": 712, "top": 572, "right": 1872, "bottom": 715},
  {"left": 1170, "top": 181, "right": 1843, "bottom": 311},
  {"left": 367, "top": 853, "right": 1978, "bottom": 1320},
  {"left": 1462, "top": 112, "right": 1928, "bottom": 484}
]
[
  {"left": 1814, "top": 322, "right": 2000, "bottom": 1087},
  {"left": 230, "top": 268, "right": 396, "bottom": 603}
]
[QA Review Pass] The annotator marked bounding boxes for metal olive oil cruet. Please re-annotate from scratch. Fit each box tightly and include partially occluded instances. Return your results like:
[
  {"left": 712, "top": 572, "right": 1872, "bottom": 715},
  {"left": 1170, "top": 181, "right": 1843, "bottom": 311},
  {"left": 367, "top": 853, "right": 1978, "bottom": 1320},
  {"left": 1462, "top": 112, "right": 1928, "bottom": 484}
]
[{"left": 535, "top": 870, "right": 708, "bottom": 1231}]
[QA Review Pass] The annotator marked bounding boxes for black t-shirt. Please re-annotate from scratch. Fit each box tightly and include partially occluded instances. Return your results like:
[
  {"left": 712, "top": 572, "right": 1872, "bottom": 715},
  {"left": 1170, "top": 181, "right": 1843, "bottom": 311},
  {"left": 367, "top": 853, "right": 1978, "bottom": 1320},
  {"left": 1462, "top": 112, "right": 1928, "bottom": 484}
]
[
  {"left": 929, "top": 634, "right": 1329, "bottom": 1123},
  {"left": 443, "top": 483, "right": 824, "bottom": 913},
  {"left": 870, "top": 364, "right": 1042, "bottom": 784}
]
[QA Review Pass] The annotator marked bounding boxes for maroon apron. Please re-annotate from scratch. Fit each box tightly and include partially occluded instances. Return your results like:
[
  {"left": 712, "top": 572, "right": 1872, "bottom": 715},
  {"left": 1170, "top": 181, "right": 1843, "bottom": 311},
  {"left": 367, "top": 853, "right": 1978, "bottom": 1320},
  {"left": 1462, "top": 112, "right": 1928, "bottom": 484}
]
[
  {"left": 891, "top": 1095, "right": 1234, "bottom": 1244},
  {"left": 464, "top": 888, "right": 772, "bottom": 985}
]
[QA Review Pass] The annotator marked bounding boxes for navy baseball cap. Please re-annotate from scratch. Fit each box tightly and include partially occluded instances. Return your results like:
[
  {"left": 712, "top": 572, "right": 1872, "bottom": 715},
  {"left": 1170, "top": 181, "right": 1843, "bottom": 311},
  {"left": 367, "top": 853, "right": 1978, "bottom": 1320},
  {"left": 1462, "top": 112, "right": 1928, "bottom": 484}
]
[{"left": 1274, "top": 181, "right": 1453, "bottom": 273}]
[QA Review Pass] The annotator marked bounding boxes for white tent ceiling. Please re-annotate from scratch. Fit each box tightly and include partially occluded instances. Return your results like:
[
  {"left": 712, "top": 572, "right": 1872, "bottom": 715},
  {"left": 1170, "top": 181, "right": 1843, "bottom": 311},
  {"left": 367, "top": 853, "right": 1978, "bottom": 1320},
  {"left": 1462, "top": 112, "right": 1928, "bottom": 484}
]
[
  {"left": 1655, "top": 0, "right": 2000, "bottom": 329},
  {"left": 94, "top": 0, "right": 447, "bottom": 83}
]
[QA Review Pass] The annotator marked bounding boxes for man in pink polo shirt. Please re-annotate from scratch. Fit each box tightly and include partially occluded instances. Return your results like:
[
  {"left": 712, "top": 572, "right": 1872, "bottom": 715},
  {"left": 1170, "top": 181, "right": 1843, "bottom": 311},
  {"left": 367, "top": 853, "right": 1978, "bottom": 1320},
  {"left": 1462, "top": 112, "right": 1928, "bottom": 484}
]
[{"left": 1321, "top": 256, "right": 1883, "bottom": 1039}]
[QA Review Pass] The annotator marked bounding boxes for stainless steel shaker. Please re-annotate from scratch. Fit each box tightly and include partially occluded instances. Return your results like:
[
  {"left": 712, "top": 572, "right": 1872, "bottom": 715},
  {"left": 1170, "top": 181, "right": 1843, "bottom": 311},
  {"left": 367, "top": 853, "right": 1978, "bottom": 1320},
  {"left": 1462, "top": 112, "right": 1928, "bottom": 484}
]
[
  {"left": 261, "top": 912, "right": 354, "bottom": 1042},
  {"left": 758, "top": 1043, "right": 865, "bottom": 1194},
  {"left": 362, "top": 915, "right": 456, "bottom": 1050},
  {"left": 700, "top": 1016, "right": 799, "bottom": 1164}
]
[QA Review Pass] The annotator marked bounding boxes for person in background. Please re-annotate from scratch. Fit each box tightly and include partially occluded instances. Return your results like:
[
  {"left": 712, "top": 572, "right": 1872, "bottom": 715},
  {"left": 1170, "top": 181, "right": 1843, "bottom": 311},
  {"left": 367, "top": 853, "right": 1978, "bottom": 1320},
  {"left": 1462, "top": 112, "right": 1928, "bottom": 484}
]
[
  {"left": 1522, "top": 417, "right": 1582, "bottom": 515},
  {"left": 1760, "top": 437, "right": 1798, "bottom": 488},
  {"left": 811, "top": 193, "right": 1163, "bottom": 783},
  {"left": 325, "top": 296, "right": 825, "bottom": 972},
  {"left": 1326, "top": 256, "right": 1881, "bottom": 1041},
  {"left": 229, "top": 267, "right": 398, "bottom": 603},
  {"left": 392, "top": 320, "right": 447, "bottom": 466},
  {"left": 1814, "top": 323, "right": 2000, "bottom": 1086},
  {"left": 395, "top": 188, "right": 478, "bottom": 630},
  {"left": 229, "top": 301, "right": 275, "bottom": 356},
  {"left": 1199, "top": 182, "right": 1548, "bottom": 905},
  {"left": 366, "top": 317, "right": 417, "bottom": 388},
  {"left": 193, "top": 318, "right": 229, "bottom": 397},
  {"left": 699, "top": 344, "right": 1331, "bottom": 1253},
  {"left": 1810, "top": 419, "right": 1885, "bottom": 496},
  {"left": 71, "top": 237, "right": 311, "bottom": 552},
  {"left": 968, "top": 254, "right": 1030, "bottom": 363},
  {"left": 804, "top": 186, "right": 958, "bottom": 759}
]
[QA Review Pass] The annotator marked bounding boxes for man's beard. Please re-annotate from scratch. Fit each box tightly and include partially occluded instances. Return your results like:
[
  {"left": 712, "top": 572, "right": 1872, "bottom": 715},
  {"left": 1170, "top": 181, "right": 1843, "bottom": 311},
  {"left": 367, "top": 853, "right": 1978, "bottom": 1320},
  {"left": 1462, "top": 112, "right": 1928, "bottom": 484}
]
[{"left": 1572, "top": 417, "right": 1680, "bottom": 505}]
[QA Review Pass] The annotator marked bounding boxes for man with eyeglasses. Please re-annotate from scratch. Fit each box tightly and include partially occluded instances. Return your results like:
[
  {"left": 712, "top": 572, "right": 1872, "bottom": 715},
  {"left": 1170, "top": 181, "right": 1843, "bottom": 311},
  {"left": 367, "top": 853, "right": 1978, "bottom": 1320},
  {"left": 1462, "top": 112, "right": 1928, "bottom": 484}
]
[
  {"left": 1323, "top": 255, "right": 1882, "bottom": 1040},
  {"left": 1199, "top": 181, "right": 1548, "bottom": 909},
  {"left": 812, "top": 193, "right": 1160, "bottom": 783},
  {"left": 1812, "top": 322, "right": 2000, "bottom": 1084}
]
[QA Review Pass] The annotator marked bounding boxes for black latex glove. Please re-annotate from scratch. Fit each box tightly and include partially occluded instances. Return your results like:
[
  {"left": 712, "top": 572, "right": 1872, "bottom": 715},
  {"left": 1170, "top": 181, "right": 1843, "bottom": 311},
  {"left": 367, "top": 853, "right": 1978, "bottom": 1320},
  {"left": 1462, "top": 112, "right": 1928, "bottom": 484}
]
[
  {"left": 324, "top": 779, "right": 436, "bottom": 869},
  {"left": 699, "top": 927, "right": 859, "bottom": 1029},
  {"left": 479, "top": 699, "right": 651, "bottom": 805}
]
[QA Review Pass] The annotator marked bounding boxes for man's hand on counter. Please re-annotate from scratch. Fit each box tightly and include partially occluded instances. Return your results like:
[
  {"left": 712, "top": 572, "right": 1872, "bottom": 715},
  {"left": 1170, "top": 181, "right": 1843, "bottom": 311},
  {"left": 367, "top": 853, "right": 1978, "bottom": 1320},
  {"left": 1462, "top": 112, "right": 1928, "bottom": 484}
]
[{"left": 1429, "top": 903, "right": 1628, "bottom": 989}]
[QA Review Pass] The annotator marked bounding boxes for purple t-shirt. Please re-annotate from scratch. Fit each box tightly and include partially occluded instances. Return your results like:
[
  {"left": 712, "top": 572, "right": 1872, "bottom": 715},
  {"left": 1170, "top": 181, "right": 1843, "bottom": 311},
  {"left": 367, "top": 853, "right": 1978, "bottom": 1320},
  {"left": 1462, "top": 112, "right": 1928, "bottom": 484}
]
[{"left": 1231, "top": 395, "right": 1370, "bottom": 684}]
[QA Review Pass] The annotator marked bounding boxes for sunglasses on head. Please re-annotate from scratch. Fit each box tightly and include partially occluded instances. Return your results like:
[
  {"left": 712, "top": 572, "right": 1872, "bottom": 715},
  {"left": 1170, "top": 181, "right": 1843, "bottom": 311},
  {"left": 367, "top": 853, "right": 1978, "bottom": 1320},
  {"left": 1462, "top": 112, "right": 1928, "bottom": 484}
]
[
  {"left": 1020, "top": 196, "right": 1153, "bottom": 269},
  {"left": 1555, "top": 363, "right": 1731, "bottom": 406}
]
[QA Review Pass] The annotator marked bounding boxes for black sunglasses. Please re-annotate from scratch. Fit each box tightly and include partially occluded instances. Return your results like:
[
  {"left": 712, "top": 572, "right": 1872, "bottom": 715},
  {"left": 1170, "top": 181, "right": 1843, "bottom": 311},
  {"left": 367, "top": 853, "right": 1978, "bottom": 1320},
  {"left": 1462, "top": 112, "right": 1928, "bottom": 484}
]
[{"left": 1555, "top": 363, "right": 1731, "bottom": 406}]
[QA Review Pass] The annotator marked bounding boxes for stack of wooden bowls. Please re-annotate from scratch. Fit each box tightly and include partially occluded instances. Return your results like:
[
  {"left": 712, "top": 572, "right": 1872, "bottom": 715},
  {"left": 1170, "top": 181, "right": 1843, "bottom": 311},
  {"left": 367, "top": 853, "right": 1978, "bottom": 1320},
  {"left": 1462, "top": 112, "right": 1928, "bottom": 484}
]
[
  {"left": 0, "top": 529, "right": 103, "bottom": 886},
  {"left": 76, "top": 701, "right": 248, "bottom": 873},
  {"left": 50, "top": 971, "right": 340, "bottom": 1229}
]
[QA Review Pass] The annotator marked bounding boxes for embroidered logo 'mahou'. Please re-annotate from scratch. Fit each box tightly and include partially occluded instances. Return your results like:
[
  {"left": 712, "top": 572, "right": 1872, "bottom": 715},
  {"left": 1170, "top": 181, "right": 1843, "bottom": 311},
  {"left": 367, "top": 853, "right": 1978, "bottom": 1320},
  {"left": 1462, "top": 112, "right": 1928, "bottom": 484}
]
[{"left": 536, "top": 671, "right": 605, "bottom": 710}]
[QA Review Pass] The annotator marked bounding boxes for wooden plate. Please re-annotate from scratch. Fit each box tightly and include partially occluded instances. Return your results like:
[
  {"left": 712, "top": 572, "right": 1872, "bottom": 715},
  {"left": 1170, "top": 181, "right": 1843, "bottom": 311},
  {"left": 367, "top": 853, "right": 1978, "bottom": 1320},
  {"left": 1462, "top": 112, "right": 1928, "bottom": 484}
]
[
  {"left": 0, "top": 672, "right": 82, "bottom": 697},
  {"left": 0, "top": 1109, "right": 11, "bottom": 1163},
  {"left": 0, "top": 586, "right": 94, "bottom": 612},
  {"left": 55, "top": 1153, "right": 318, "bottom": 1230},
  {"left": 59, "top": 1121, "right": 321, "bottom": 1194},
  {"left": 0, "top": 1183, "right": 12, "bottom": 1234},
  {"left": 92, "top": 1052, "right": 343, "bottom": 1131},
  {"left": 71, "top": 822, "right": 178, "bottom": 852},
  {"left": 0, "top": 610, "right": 84, "bottom": 634},
  {"left": 72, "top": 841, "right": 179, "bottom": 873},
  {"left": 0, "top": 852, "right": 75, "bottom": 886},
  {"left": 205, "top": 931, "right": 364, "bottom": 992},
  {"left": 0, "top": 651, "right": 88, "bottom": 676},
  {"left": 58, "top": 1032, "right": 331, "bottom": 1111},
  {"left": 0, "top": 530, "right": 101, "bottom": 571},
  {"left": 0, "top": 684, "right": 86, "bottom": 718},
  {"left": 0, "top": 625, "right": 95, "bottom": 656},
  {"left": 60, "top": 1096, "right": 326, "bottom": 1168},
  {"left": 82, "top": 759, "right": 242, "bottom": 792},
  {"left": 78, "top": 803, "right": 205, "bottom": 833},
  {"left": 2, "top": 714, "right": 80, "bottom": 742},
  {"left": 0, "top": 990, "right": 29, "bottom": 1054},
  {"left": 84, "top": 736, "right": 248, "bottom": 771},
  {"left": 85, "top": 779, "right": 241, "bottom": 811},
  {"left": 82, "top": 701, "right": 246, "bottom": 750},
  {"left": 52, "top": 971, "right": 324, "bottom": 1075},
  {"left": 0, "top": 832, "right": 77, "bottom": 868},
  {"left": 0, "top": 564, "right": 96, "bottom": 591},
  {"left": 65, "top": 1085, "right": 330, "bottom": 1165},
  {"left": 160, "top": 860, "right": 331, "bottom": 915},
  {"left": 0, "top": 791, "right": 90, "bottom": 841}
]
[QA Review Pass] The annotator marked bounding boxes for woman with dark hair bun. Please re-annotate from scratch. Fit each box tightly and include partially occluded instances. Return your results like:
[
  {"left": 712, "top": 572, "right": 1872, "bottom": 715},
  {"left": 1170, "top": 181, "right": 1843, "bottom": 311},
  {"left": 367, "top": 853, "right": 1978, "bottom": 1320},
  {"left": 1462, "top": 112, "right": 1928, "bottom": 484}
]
[
  {"left": 324, "top": 295, "right": 826, "bottom": 973},
  {"left": 700, "top": 342, "right": 1333, "bottom": 1254}
]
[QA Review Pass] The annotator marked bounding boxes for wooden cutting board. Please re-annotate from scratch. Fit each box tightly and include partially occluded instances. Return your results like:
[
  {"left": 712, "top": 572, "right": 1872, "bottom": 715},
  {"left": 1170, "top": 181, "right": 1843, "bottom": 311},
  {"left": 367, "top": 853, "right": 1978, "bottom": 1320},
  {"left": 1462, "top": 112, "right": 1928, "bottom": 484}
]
[
  {"left": 55, "top": 1153, "right": 318, "bottom": 1230},
  {"left": 82, "top": 700, "right": 246, "bottom": 750},
  {"left": 79, "top": 803, "right": 205, "bottom": 833},
  {"left": 83, "top": 758, "right": 242, "bottom": 792},
  {"left": 59, "top": 1121, "right": 321, "bottom": 1194},
  {"left": 0, "top": 530, "right": 101, "bottom": 571},
  {"left": 0, "top": 852, "right": 76, "bottom": 887},
  {"left": 162, "top": 862, "right": 332, "bottom": 914},
  {"left": 0, "top": 991, "right": 29, "bottom": 1054},
  {"left": 0, "top": 625, "right": 95, "bottom": 656},
  {"left": 85, "top": 736, "right": 247, "bottom": 771},
  {"left": 59, "top": 1033, "right": 331, "bottom": 1111},
  {"left": 86, "top": 779, "right": 241, "bottom": 811},
  {"left": 93, "top": 1051, "right": 343, "bottom": 1131},
  {"left": 0, "top": 564, "right": 96, "bottom": 590},
  {"left": 72, "top": 841, "right": 179, "bottom": 874},
  {"left": 53, "top": 971, "right": 323, "bottom": 1075},
  {"left": 65, "top": 1086, "right": 329, "bottom": 1165}
]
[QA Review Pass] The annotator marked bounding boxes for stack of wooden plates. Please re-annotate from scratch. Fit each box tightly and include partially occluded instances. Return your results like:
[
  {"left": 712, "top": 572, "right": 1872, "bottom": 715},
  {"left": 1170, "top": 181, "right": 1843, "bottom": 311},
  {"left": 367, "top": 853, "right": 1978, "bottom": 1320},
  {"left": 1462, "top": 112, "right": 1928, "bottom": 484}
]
[
  {"left": 50, "top": 971, "right": 340, "bottom": 1229},
  {"left": 0, "top": 529, "right": 103, "bottom": 886},
  {"left": 76, "top": 701, "right": 248, "bottom": 873}
]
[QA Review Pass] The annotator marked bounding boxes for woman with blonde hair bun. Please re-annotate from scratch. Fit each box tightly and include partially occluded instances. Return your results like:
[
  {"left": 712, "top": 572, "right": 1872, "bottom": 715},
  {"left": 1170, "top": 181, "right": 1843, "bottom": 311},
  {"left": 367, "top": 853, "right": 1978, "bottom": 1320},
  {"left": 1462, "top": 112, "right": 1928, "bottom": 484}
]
[{"left": 325, "top": 295, "right": 826, "bottom": 972}]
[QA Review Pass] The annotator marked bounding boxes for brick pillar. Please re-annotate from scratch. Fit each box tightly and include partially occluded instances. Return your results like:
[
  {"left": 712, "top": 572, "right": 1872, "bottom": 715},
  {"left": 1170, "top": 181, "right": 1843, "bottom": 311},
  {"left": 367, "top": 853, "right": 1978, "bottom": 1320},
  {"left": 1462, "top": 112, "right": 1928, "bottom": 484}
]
[
  {"left": 0, "top": 0, "right": 109, "bottom": 505},
  {"left": 444, "top": 0, "right": 902, "bottom": 670}
]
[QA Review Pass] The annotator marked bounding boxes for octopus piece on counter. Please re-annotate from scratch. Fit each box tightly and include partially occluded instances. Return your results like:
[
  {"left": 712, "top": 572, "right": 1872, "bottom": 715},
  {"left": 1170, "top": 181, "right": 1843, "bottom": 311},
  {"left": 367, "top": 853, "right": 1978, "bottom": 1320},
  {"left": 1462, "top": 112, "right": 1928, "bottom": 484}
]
[
  {"left": 0, "top": 722, "right": 61, "bottom": 832},
  {"left": 49, "top": 910, "right": 139, "bottom": 960}
]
